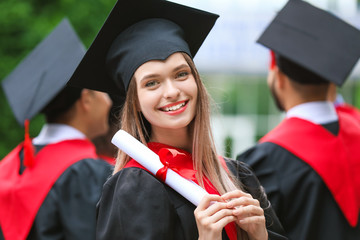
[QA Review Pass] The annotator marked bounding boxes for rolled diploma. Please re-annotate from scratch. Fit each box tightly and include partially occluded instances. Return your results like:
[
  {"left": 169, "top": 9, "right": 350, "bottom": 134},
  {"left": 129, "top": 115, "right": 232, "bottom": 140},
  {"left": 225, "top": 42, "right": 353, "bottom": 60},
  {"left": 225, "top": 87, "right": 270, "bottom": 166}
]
[{"left": 111, "top": 130, "right": 207, "bottom": 206}]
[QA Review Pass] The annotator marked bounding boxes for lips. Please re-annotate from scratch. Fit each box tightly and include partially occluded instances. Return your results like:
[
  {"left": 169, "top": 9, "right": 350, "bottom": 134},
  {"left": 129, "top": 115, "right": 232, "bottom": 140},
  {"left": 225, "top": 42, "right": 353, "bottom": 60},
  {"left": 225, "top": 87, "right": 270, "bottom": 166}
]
[{"left": 160, "top": 100, "right": 188, "bottom": 112}]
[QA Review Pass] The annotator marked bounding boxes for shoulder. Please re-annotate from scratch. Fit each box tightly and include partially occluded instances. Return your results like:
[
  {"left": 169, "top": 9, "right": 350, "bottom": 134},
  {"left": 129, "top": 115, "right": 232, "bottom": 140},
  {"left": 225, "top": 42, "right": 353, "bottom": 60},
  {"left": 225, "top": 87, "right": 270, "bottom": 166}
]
[
  {"left": 225, "top": 157, "right": 254, "bottom": 182},
  {"left": 99, "top": 167, "right": 177, "bottom": 215},
  {"left": 97, "top": 167, "right": 175, "bottom": 224},
  {"left": 237, "top": 142, "right": 283, "bottom": 164},
  {"left": 102, "top": 167, "right": 168, "bottom": 197},
  {"left": 237, "top": 141, "right": 311, "bottom": 175},
  {"left": 55, "top": 158, "right": 112, "bottom": 187}
]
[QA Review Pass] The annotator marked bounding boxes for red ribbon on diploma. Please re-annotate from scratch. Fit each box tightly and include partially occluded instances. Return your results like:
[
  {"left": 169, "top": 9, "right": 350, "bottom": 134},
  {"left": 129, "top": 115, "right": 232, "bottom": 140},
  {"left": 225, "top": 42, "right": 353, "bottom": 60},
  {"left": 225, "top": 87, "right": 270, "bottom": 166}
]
[{"left": 156, "top": 148, "right": 197, "bottom": 183}]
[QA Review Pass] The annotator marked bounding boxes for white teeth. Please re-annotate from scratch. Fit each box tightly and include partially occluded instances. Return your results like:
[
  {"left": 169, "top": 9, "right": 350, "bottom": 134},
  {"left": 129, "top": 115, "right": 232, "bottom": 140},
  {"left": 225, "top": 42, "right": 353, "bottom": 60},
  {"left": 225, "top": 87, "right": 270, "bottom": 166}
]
[{"left": 163, "top": 102, "right": 186, "bottom": 112}]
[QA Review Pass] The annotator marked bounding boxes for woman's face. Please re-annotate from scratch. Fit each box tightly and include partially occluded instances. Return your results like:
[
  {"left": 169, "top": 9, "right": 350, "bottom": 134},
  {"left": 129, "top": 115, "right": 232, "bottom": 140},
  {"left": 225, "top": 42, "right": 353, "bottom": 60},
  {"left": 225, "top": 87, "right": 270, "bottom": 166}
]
[{"left": 134, "top": 52, "right": 198, "bottom": 133}]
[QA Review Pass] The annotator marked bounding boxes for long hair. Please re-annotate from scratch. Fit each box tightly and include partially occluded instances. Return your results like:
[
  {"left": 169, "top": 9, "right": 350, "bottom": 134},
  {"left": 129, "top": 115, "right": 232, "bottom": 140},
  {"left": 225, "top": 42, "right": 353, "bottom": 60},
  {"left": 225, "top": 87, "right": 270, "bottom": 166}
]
[
  {"left": 114, "top": 53, "right": 240, "bottom": 192},
  {"left": 113, "top": 52, "right": 248, "bottom": 239}
]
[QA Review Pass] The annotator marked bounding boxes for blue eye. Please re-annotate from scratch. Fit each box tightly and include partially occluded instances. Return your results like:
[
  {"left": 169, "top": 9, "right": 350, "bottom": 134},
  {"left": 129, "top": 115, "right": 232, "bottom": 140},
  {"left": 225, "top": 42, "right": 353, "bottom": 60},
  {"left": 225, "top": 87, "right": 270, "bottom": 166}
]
[
  {"left": 177, "top": 71, "right": 189, "bottom": 79},
  {"left": 145, "top": 80, "right": 158, "bottom": 87}
]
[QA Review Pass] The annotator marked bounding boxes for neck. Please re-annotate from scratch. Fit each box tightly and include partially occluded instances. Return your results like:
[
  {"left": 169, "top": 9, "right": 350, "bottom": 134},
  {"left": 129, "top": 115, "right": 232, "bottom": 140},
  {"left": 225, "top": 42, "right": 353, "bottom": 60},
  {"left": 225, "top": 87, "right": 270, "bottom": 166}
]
[
  {"left": 150, "top": 127, "right": 193, "bottom": 153},
  {"left": 285, "top": 95, "right": 328, "bottom": 111},
  {"left": 53, "top": 109, "right": 91, "bottom": 140},
  {"left": 284, "top": 81, "right": 329, "bottom": 112}
]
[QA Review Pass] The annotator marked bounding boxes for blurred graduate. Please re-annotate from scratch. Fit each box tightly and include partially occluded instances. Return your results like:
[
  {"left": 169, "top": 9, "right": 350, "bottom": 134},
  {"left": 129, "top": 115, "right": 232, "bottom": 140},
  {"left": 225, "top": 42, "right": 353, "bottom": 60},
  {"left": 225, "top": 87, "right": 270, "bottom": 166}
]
[
  {"left": 237, "top": 1, "right": 360, "bottom": 239},
  {"left": 0, "top": 19, "right": 112, "bottom": 240}
]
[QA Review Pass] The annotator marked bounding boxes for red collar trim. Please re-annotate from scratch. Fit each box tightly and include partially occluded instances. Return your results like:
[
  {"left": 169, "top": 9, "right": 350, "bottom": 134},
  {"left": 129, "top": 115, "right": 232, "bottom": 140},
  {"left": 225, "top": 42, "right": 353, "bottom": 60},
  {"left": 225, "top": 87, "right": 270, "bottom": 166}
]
[
  {"left": 0, "top": 139, "right": 98, "bottom": 239},
  {"left": 260, "top": 110, "right": 360, "bottom": 226}
]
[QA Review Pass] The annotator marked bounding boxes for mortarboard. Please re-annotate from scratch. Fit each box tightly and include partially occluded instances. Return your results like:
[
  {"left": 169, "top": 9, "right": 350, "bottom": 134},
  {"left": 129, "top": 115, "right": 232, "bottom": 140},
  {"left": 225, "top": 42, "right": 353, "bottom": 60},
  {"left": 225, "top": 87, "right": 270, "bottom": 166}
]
[
  {"left": 67, "top": 0, "right": 219, "bottom": 96},
  {"left": 1, "top": 18, "right": 86, "bottom": 126},
  {"left": 257, "top": 0, "right": 360, "bottom": 86}
]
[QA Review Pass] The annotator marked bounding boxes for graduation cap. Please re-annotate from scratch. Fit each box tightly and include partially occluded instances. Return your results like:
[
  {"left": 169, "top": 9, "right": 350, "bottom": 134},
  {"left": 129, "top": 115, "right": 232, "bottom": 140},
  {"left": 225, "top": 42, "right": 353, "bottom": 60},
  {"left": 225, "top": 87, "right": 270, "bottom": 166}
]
[
  {"left": 257, "top": 0, "right": 360, "bottom": 86},
  {"left": 1, "top": 18, "right": 86, "bottom": 126},
  {"left": 67, "top": 0, "right": 219, "bottom": 97}
]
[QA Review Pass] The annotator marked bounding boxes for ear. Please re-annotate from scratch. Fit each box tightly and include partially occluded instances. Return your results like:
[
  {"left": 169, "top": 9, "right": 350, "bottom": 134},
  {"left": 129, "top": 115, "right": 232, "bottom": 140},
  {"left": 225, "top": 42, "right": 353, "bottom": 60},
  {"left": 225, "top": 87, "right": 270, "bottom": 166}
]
[
  {"left": 274, "top": 67, "right": 287, "bottom": 90},
  {"left": 78, "top": 89, "right": 93, "bottom": 112}
]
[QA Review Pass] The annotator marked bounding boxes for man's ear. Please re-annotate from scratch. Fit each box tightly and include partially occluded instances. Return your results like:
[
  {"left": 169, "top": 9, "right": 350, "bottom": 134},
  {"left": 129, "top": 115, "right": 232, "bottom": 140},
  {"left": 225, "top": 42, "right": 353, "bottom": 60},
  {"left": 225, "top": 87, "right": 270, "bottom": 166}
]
[
  {"left": 78, "top": 89, "right": 93, "bottom": 111},
  {"left": 274, "top": 67, "right": 287, "bottom": 90}
]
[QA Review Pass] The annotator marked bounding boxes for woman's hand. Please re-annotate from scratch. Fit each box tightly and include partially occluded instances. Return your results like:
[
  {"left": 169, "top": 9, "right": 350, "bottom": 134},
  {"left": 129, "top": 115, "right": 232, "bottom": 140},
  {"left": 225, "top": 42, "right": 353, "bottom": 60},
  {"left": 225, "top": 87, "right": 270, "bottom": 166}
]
[
  {"left": 222, "top": 190, "right": 268, "bottom": 240},
  {"left": 194, "top": 194, "right": 236, "bottom": 240}
]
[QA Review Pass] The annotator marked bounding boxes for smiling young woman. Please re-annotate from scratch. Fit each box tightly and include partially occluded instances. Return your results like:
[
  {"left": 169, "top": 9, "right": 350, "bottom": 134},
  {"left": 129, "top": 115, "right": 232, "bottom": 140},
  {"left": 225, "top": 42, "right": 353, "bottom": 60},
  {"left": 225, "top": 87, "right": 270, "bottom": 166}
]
[
  {"left": 67, "top": 0, "right": 287, "bottom": 239},
  {"left": 134, "top": 53, "right": 198, "bottom": 135}
]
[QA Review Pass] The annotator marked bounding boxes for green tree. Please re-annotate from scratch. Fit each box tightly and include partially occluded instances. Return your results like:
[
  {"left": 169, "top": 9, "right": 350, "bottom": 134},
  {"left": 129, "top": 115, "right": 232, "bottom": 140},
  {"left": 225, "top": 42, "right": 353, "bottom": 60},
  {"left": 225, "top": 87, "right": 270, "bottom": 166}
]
[{"left": 0, "top": 0, "right": 116, "bottom": 158}]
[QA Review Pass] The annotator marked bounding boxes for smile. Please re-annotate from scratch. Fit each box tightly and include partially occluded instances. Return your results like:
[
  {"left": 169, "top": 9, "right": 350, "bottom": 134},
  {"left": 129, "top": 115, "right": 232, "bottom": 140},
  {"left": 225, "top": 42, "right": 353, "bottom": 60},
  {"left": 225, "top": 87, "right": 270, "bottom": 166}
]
[{"left": 160, "top": 101, "right": 188, "bottom": 112}]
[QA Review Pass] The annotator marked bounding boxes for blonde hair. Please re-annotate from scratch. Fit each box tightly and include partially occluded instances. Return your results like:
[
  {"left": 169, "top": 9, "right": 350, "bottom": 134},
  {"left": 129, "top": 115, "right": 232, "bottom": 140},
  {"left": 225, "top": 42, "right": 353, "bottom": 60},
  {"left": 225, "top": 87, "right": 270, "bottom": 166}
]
[{"left": 113, "top": 52, "right": 247, "bottom": 238}]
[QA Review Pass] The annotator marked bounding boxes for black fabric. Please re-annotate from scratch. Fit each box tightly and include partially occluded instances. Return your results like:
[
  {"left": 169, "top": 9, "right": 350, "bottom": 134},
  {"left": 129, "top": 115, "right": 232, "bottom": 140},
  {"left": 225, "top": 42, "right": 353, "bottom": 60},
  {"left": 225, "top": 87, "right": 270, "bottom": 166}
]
[
  {"left": 0, "top": 227, "right": 3, "bottom": 240},
  {"left": 96, "top": 159, "right": 287, "bottom": 239},
  {"left": 322, "top": 121, "right": 339, "bottom": 136},
  {"left": 25, "top": 158, "right": 112, "bottom": 240},
  {"left": 237, "top": 127, "right": 360, "bottom": 239}
]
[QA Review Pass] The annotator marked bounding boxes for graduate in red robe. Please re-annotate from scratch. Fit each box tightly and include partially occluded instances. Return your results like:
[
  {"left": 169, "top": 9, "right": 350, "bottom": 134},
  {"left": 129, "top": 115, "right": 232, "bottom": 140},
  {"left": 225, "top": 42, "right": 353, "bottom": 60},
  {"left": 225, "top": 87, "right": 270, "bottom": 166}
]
[
  {"left": 0, "top": 19, "right": 112, "bottom": 240},
  {"left": 237, "top": 1, "right": 360, "bottom": 239},
  {"left": 67, "top": 0, "right": 287, "bottom": 239}
]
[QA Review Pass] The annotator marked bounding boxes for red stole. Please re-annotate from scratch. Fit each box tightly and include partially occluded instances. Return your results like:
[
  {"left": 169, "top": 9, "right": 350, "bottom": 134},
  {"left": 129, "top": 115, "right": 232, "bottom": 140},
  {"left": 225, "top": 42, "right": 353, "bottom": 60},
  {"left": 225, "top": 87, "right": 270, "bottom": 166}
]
[
  {"left": 0, "top": 139, "right": 98, "bottom": 240},
  {"left": 124, "top": 142, "right": 237, "bottom": 240},
  {"left": 260, "top": 110, "right": 360, "bottom": 227},
  {"left": 336, "top": 103, "right": 360, "bottom": 123}
]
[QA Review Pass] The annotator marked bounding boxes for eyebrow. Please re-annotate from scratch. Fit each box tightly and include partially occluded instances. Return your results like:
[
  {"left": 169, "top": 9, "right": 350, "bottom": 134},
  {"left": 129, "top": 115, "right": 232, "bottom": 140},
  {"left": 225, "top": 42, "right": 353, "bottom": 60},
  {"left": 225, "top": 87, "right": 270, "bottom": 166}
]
[
  {"left": 139, "top": 64, "right": 190, "bottom": 83},
  {"left": 140, "top": 74, "right": 160, "bottom": 83},
  {"left": 173, "top": 64, "right": 190, "bottom": 72}
]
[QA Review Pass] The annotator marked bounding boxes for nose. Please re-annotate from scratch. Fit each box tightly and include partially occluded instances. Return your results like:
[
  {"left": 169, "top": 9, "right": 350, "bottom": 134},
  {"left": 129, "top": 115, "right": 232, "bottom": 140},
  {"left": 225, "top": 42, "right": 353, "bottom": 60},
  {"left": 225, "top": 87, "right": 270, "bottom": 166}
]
[{"left": 163, "top": 80, "right": 180, "bottom": 99}]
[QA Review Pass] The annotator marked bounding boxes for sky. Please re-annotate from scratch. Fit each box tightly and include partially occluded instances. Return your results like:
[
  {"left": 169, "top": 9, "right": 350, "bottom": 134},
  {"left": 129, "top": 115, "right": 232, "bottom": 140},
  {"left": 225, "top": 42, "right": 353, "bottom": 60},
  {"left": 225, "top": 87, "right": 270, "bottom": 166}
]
[{"left": 170, "top": 0, "right": 360, "bottom": 77}]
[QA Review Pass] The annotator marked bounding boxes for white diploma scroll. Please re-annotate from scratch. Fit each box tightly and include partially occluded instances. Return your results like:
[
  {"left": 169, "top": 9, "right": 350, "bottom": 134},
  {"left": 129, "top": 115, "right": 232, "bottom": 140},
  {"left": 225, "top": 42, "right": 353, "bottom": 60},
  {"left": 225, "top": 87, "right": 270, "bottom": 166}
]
[{"left": 111, "top": 130, "right": 207, "bottom": 206}]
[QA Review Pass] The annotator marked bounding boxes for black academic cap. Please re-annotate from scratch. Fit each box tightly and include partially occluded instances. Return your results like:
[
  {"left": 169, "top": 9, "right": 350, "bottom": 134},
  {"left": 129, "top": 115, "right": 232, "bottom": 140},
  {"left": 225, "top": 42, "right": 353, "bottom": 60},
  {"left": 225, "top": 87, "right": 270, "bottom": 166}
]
[
  {"left": 67, "top": 0, "right": 219, "bottom": 96},
  {"left": 257, "top": 0, "right": 360, "bottom": 86},
  {"left": 1, "top": 18, "right": 86, "bottom": 126}
]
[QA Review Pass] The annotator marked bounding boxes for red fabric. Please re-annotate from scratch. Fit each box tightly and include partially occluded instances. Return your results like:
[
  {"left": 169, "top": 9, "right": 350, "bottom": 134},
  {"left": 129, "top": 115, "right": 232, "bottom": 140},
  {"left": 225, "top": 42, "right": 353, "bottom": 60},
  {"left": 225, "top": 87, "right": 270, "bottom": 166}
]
[
  {"left": 98, "top": 154, "right": 116, "bottom": 165},
  {"left": 124, "top": 142, "right": 237, "bottom": 240},
  {"left": 0, "top": 139, "right": 98, "bottom": 240},
  {"left": 155, "top": 148, "right": 196, "bottom": 182},
  {"left": 260, "top": 110, "right": 360, "bottom": 227},
  {"left": 269, "top": 50, "right": 276, "bottom": 70},
  {"left": 23, "top": 119, "right": 35, "bottom": 168},
  {"left": 336, "top": 103, "right": 360, "bottom": 123}
]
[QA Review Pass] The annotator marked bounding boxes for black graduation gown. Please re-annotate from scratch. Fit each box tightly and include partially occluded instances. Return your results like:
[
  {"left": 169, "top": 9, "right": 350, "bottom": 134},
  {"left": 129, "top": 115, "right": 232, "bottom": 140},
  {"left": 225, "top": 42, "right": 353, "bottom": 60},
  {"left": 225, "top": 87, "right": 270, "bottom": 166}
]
[
  {"left": 0, "top": 145, "right": 113, "bottom": 240},
  {"left": 96, "top": 158, "right": 287, "bottom": 240},
  {"left": 237, "top": 122, "right": 360, "bottom": 240}
]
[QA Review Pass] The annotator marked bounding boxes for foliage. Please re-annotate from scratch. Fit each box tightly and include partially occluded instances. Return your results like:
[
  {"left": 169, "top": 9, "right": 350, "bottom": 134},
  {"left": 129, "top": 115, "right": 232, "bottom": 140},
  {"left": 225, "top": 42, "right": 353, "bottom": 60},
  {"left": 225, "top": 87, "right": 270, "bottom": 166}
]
[{"left": 0, "top": 0, "right": 116, "bottom": 158}]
